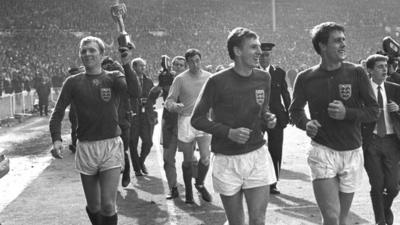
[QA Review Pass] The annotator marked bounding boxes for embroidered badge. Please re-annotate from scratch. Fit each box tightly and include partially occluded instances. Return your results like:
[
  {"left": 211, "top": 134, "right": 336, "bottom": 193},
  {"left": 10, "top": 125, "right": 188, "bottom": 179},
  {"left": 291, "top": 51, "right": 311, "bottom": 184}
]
[
  {"left": 338, "top": 84, "right": 352, "bottom": 100},
  {"left": 100, "top": 88, "right": 112, "bottom": 102},
  {"left": 255, "top": 89, "right": 265, "bottom": 105},
  {"left": 92, "top": 79, "right": 100, "bottom": 86}
]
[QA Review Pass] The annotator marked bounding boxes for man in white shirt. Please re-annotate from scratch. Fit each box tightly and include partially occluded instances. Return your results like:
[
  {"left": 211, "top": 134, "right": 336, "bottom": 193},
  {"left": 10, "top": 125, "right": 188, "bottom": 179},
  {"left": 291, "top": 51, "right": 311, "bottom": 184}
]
[{"left": 362, "top": 53, "right": 400, "bottom": 225}]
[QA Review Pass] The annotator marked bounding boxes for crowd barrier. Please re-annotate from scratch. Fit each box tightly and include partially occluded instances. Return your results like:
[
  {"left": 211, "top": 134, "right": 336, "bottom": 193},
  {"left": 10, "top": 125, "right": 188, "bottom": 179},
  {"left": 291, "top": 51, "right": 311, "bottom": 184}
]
[{"left": 0, "top": 88, "right": 60, "bottom": 121}]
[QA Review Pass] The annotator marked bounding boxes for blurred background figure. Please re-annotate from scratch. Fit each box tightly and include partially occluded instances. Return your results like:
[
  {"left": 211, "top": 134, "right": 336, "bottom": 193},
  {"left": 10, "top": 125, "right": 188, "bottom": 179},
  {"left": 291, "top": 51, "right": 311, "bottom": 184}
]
[
  {"left": 259, "top": 42, "right": 291, "bottom": 195},
  {"left": 36, "top": 76, "right": 51, "bottom": 116}
]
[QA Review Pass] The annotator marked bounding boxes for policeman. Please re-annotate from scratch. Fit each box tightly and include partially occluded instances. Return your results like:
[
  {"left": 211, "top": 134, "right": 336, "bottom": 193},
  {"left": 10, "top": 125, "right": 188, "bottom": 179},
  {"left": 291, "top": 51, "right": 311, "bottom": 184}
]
[
  {"left": 129, "top": 58, "right": 157, "bottom": 176},
  {"left": 259, "top": 42, "right": 291, "bottom": 194}
]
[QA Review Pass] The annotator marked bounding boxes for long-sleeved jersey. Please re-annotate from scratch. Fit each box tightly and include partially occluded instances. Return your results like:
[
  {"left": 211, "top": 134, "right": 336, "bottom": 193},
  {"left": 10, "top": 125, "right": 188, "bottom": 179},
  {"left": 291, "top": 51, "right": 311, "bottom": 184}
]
[
  {"left": 191, "top": 68, "right": 271, "bottom": 155},
  {"left": 165, "top": 69, "right": 211, "bottom": 116},
  {"left": 289, "top": 62, "right": 379, "bottom": 151},
  {"left": 49, "top": 70, "right": 127, "bottom": 142}
]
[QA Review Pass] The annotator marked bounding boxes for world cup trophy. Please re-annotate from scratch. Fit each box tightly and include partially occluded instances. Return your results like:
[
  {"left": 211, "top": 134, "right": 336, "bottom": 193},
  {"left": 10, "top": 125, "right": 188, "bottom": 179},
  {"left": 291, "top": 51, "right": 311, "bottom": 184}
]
[{"left": 110, "top": 3, "right": 135, "bottom": 50}]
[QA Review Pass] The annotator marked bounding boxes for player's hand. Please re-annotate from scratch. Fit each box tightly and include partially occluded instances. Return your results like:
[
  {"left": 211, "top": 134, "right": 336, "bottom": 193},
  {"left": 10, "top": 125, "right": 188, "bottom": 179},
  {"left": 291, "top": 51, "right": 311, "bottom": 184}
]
[
  {"left": 328, "top": 100, "right": 346, "bottom": 120},
  {"left": 387, "top": 100, "right": 399, "bottom": 112},
  {"left": 264, "top": 112, "right": 277, "bottom": 129},
  {"left": 51, "top": 140, "right": 63, "bottom": 159},
  {"left": 228, "top": 127, "right": 252, "bottom": 144},
  {"left": 174, "top": 103, "right": 184, "bottom": 114},
  {"left": 306, "top": 120, "right": 321, "bottom": 138},
  {"left": 119, "top": 45, "right": 133, "bottom": 65}
]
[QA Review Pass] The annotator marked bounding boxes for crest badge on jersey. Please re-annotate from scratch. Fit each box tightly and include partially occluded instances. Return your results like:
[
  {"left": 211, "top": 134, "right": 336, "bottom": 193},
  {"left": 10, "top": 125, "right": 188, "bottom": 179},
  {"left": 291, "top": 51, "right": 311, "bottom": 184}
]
[
  {"left": 92, "top": 79, "right": 100, "bottom": 87},
  {"left": 100, "top": 88, "right": 112, "bottom": 102},
  {"left": 338, "top": 84, "right": 351, "bottom": 101},
  {"left": 255, "top": 89, "right": 265, "bottom": 105}
]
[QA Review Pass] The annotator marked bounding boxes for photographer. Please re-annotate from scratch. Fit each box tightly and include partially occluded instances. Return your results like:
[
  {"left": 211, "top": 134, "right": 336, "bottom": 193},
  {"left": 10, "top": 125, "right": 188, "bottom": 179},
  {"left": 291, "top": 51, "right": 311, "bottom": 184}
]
[
  {"left": 382, "top": 36, "right": 400, "bottom": 85},
  {"left": 386, "top": 57, "right": 400, "bottom": 84},
  {"left": 129, "top": 58, "right": 157, "bottom": 176}
]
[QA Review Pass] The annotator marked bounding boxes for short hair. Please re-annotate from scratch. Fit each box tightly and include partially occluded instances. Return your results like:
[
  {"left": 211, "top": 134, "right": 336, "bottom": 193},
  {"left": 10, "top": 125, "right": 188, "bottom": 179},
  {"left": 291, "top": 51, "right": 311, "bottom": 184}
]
[
  {"left": 79, "top": 36, "right": 105, "bottom": 55},
  {"left": 311, "top": 22, "right": 345, "bottom": 55},
  {"left": 131, "top": 57, "right": 146, "bottom": 68},
  {"left": 172, "top": 56, "right": 185, "bottom": 65},
  {"left": 184, "top": 49, "right": 201, "bottom": 61},
  {"left": 227, "top": 27, "right": 259, "bottom": 60},
  {"left": 365, "top": 54, "right": 388, "bottom": 69}
]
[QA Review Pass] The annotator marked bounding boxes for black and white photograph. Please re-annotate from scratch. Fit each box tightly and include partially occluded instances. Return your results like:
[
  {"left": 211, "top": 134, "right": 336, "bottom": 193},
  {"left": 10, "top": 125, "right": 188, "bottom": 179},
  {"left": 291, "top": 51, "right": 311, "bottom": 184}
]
[{"left": 0, "top": 0, "right": 400, "bottom": 224}]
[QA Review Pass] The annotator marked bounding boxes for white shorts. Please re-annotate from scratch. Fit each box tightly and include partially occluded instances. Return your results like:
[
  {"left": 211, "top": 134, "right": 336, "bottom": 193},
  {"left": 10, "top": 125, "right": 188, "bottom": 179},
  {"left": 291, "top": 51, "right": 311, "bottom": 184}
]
[
  {"left": 177, "top": 115, "right": 209, "bottom": 143},
  {"left": 307, "top": 141, "right": 364, "bottom": 193},
  {"left": 75, "top": 136, "right": 124, "bottom": 175},
  {"left": 212, "top": 145, "right": 276, "bottom": 196}
]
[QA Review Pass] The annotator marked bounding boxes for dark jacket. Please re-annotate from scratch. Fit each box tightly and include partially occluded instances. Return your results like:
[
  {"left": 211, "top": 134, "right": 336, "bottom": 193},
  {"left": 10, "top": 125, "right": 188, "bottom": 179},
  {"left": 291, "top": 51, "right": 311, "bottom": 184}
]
[
  {"left": 387, "top": 71, "right": 400, "bottom": 85},
  {"left": 267, "top": 65, "right": 291, "bottom": 128},
  {"left": 361, "top": 81, "right": 400, "bottom": 148},
  {"left": 36, "top": 81, "right": 51, "bottom": 105},
  {"left": 134, "top": 74, "right": 157, "bottom": 125}
]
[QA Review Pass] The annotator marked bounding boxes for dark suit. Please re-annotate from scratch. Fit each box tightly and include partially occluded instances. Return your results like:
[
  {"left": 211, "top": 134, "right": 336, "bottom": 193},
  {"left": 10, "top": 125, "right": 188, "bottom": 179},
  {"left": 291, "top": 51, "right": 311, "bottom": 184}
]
[
  {"left": 264, "top": 65, "right": 291, "bottom": 184},
  {"left": 387, "top": 71, "right": 400, "bottom": 85},
  {"left": 361, "top": 81, "right": 400, "bottom": 225},
  {"left": 130, "top": 74, "right": 156, "bottom": 173}
]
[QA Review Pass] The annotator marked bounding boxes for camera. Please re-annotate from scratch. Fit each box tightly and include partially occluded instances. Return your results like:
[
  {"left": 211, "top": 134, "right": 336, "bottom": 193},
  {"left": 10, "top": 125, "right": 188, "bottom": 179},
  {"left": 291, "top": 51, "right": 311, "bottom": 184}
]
[
  {"left": 161, "top": 55, "right": 171, "bottom": 71},
  {"left": 382, "top": 36, "right": 400, "bottom": 63},
  {"left": 140, "top": 98, "right": 147, "bottom": 106}
]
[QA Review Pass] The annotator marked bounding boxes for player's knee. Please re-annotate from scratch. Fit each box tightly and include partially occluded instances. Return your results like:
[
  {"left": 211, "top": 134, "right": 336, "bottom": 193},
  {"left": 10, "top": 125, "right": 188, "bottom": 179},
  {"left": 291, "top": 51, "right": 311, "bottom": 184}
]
[
  {"left": 101, "top": 202, "right": 116, "bottom": 216},
  {"left": 87, "top": 204, "right": 101, "bottom": 213},
  {"left": 322, "top": 209, "right": 340, "bottom": 225},
  {"left": 248, "top": 213, "right": 265, "bottom": 225},
  {"left": 200, "top": 155, "right": 210, "bottom": 166}
]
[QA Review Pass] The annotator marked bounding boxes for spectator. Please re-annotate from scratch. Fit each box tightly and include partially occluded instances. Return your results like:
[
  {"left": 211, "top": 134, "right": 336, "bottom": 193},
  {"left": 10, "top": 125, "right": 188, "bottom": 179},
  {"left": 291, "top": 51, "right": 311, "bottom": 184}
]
[{"left": 36, "top": 76, "right": 51, "bottom": 116}]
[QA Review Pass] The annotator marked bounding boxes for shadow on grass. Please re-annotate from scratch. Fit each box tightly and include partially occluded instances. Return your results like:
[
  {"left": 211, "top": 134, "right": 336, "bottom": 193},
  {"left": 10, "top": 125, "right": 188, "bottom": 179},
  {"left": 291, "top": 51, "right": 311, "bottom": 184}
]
[{"left": 269, "top": 193, "right": 370, "bottom": 225}]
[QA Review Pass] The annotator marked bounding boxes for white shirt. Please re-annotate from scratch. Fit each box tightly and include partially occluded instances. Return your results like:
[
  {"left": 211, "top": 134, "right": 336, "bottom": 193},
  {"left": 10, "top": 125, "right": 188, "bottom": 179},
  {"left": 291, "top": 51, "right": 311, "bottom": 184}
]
[
  {"left": 262, "top": 65, "right": 271, "bottom": 72},
  {"left": 370, "top": 80, "right": 394, "bottom": 135}
]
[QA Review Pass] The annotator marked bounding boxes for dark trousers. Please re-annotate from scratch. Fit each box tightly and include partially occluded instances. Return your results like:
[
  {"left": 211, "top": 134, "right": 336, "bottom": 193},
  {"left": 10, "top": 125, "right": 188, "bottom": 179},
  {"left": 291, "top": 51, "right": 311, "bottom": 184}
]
[
  {"left": 266, "top": 126, "right": 284, "bottom": 182},
  {"left": 120, "top": 124, "right": 130, "bottom": 151},
  {"left": 364, "top": 134, "right": 400, "bottom": 225},
  {"left": 129, "top": 114, "right": 154, "bottom": 172},
  {"left": 39, "top": 104, "right": 48, "bottom": 116},
  {"left": 68, "top": 110, "right": 77, "bottom": 146}
]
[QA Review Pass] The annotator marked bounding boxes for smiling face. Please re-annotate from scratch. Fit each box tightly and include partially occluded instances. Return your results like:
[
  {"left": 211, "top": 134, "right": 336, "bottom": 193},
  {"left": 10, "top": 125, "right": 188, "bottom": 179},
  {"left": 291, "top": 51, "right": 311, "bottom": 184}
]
[
  {"left": 320, "top": 30, "right": 346, "bottom": 63},
  {"left": 236, "top": 37, "right": 262, "bottom": 69},
  {"left": 79, "top": 41, "right": 103, "bottom": 71}
]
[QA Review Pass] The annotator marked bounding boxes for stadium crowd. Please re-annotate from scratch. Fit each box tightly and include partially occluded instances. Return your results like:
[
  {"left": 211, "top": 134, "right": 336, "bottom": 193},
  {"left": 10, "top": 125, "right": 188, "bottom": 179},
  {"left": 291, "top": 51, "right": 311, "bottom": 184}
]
[
  {"left": 1, "top": 0, "right": 400, "bottom": 95},
  {"left": 2, "top": 1, "right": 400, "bottom": 225}
]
